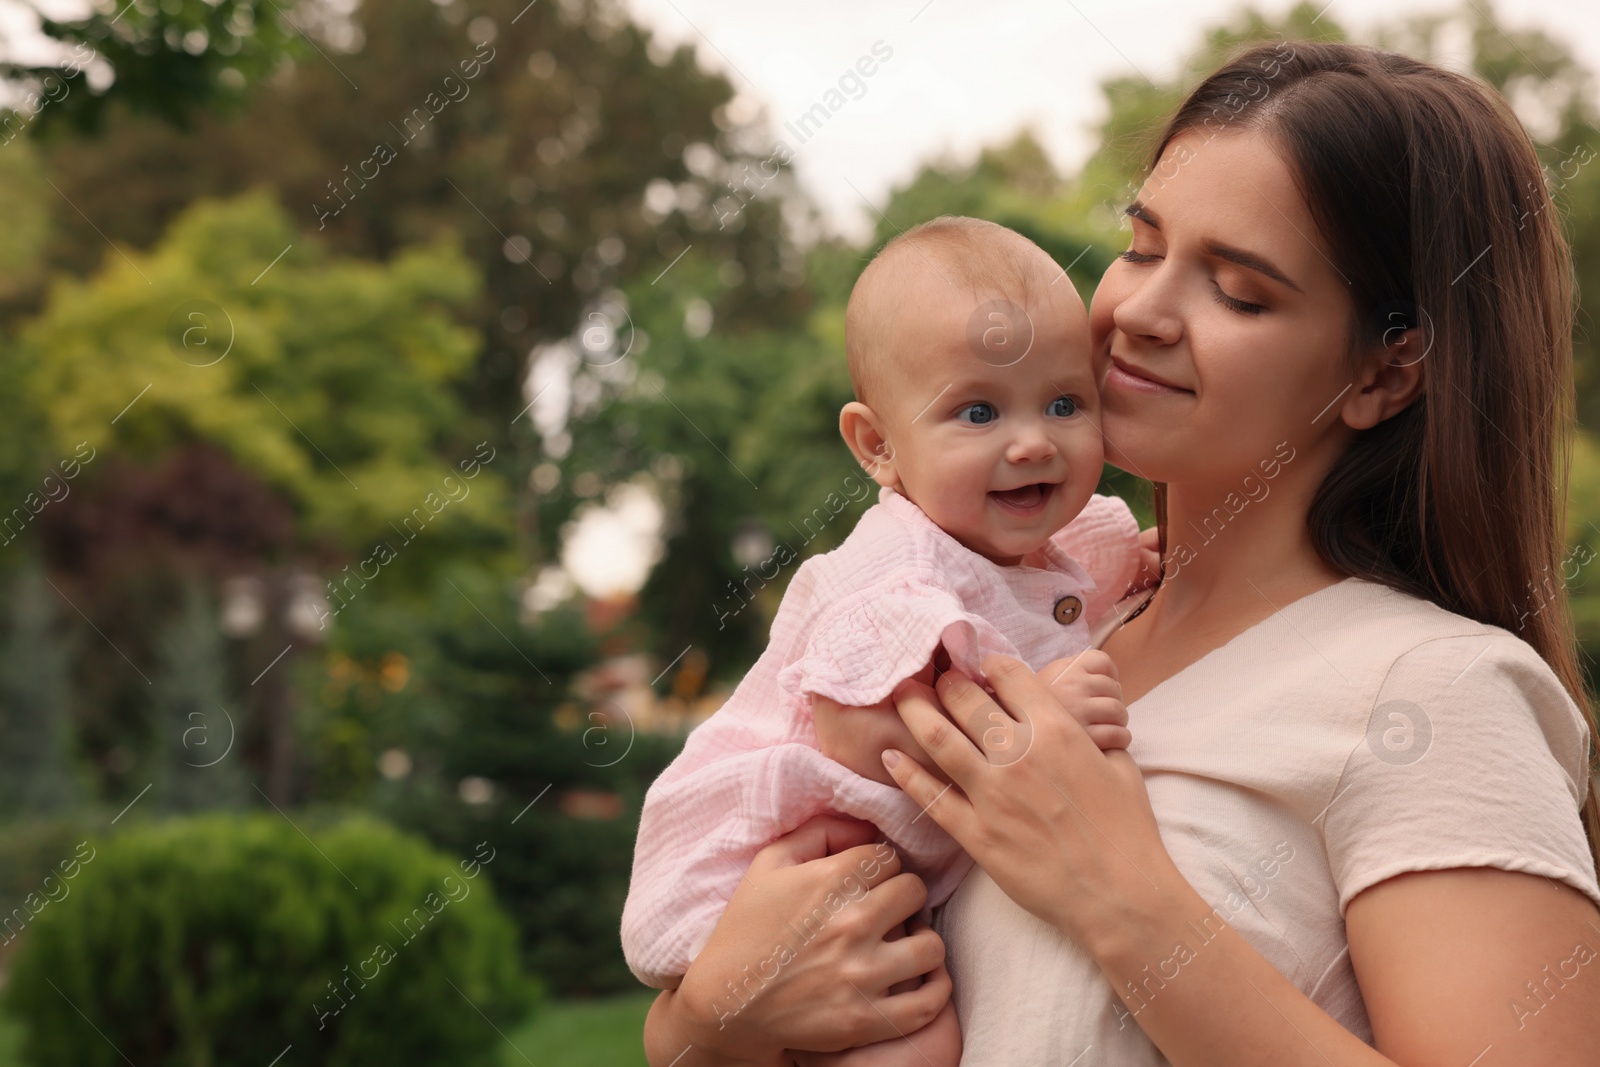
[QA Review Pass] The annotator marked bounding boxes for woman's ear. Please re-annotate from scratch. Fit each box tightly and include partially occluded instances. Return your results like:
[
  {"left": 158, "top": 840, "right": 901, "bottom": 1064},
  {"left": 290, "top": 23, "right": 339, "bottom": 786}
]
[
  {"left": 1340, "top": 326, "right": 1427, "bottom": 431},
  {"left": 839, "top": 402, "right": 899, "bottom": 488}
]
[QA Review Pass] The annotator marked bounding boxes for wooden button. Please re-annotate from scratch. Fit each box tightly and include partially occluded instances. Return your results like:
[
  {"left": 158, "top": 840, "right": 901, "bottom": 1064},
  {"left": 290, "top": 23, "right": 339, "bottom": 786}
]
[{"left": 1053, "top": 595, "right": 1083, "bottom": 625}]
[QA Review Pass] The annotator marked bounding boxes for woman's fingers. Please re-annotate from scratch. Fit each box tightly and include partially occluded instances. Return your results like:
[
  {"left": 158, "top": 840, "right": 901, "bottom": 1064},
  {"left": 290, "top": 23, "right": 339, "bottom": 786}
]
[
  {"left": 890, "top": 678, "right": 981, "bottom": 780},
  {"left": 878, "top": 916, "right": 946, "bottom": 981},
  {"left": 985, "top": 653, "right": 1099, "bottom": 757},
  {"left": 880, "top": 749, "right": 974, "bottom": 844},
  {"left": 876, "top": 956, "right": 954, "bottom": 1037},
  {"left": 857, "top": 870, "right": 928, "bottom": 942}
]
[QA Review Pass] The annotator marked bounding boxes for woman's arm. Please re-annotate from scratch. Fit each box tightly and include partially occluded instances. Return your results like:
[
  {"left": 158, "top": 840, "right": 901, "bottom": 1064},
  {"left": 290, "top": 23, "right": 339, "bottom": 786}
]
[
  {"left": 641, "top": 815, "right": 953, "bottom": 1066},
  {"left": 879, "top": 653, "right": 1600, "bottom": 1065}
]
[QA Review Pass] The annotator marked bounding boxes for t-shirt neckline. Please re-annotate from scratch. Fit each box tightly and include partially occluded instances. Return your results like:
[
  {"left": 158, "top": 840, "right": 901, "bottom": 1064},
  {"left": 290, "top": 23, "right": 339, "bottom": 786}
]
[{"left": 1102, "top": 574, "right": 1370, "bottom": 707}]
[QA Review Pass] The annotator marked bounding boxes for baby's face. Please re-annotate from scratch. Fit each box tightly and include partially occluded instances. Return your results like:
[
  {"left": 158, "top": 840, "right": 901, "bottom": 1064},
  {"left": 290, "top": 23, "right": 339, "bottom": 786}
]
[{"left": 877, "top": 279, "right": 1104, "bottom": 566}]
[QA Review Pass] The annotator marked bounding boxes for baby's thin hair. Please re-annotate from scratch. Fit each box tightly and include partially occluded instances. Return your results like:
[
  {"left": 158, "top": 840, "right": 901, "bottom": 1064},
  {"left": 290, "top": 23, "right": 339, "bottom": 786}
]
[{"left": 845, "top": 215, "right": 1058, "bottom": 413}]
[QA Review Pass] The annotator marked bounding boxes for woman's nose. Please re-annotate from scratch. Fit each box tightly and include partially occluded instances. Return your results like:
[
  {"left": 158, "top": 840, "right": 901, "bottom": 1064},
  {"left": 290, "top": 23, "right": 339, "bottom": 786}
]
[{"left": 1111, "top": 264, "right": 1183, "bottom": 345}]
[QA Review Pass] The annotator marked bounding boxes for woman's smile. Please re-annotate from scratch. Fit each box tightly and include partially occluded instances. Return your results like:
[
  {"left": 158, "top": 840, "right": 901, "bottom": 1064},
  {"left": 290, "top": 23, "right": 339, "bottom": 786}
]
[{"left": 1105, "top": 354, "right": 1193, "bottom": 396}]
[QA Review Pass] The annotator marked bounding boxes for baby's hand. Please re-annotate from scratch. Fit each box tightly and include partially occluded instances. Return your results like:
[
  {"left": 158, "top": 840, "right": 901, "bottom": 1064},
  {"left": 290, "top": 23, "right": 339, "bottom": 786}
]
[{"left": 1038, "top": 648, "right": 1131, "bottom": 751}]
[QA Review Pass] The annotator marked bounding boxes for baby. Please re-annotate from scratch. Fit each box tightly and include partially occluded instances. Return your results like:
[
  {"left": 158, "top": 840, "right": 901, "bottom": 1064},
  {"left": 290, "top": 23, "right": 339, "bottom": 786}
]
[{"left": 622, "top": 216, "right": 1147, "bottom": 1065}]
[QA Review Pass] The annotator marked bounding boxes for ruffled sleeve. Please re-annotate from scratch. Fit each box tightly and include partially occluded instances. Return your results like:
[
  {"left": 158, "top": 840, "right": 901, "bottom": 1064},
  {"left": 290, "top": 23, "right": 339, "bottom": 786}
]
[
  {"left": 1049, "top": 493, "right": 1142, "bottom": 625},
  {"left": 776, "top": 577, "right": 1017, "bottom": 708}
]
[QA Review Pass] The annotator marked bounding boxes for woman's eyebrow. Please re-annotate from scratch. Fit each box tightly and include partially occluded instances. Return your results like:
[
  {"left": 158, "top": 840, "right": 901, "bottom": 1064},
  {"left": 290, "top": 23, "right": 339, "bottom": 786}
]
[
  {"left": 1126, "top": 199, "right": 1304, "bottom": 292},
  {"left": 1124, "top": 201, "right": 1160, "bottom": 228},
  {"left": 1204, "top": 242, "right": 1304, "bottom": 293}
]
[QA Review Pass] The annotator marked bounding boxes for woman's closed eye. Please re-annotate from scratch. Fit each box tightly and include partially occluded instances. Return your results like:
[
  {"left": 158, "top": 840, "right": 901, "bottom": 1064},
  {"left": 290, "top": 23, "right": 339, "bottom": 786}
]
[
  {"left": 1119, "top": 245, "right": 1266, "bottom": 315},
  {"left": 1211, "top": 282, "right": 1266, "bottom": 316}
]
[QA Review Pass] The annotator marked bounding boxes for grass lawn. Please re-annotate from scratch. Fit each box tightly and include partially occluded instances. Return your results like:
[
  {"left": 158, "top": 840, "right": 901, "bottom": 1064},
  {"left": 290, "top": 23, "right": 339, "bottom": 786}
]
[
  {"left": 500, "top": 991, "right": 655, "bottom": 1067},
  {"left": 0, "top": 992, "right": 655, "bottom": 1067}
]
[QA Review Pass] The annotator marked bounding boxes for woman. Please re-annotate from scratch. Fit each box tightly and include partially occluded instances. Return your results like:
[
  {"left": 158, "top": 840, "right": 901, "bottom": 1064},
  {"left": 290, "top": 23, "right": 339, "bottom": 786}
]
[{"left": 643, "top": 40, "right": 1600, "bottom": 1065}]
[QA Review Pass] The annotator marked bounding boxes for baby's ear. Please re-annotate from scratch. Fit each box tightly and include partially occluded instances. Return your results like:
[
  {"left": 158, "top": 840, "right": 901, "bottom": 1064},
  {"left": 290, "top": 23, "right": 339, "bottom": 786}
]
[{"left": 839, "top": 402, "right": 897, "bottom": 487}]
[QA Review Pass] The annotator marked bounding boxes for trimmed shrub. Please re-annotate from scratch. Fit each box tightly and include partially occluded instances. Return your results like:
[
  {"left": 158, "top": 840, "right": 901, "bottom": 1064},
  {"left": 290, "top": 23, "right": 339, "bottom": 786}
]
[{"left": 4, "top": 812, "right": 537, "bottom": 1066}]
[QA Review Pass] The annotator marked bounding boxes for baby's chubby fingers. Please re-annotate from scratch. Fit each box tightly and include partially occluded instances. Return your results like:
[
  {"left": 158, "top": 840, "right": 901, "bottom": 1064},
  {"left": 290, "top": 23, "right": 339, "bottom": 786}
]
[{"left": 1039, "top": 651, "right": 1130, "bottom": 750}]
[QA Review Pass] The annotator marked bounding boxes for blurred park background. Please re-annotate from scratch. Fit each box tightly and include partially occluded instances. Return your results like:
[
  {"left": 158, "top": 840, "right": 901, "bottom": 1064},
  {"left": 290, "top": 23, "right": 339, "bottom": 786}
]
[{"left": 0, "top": 0, "right": 1597, "bottom": 1063}]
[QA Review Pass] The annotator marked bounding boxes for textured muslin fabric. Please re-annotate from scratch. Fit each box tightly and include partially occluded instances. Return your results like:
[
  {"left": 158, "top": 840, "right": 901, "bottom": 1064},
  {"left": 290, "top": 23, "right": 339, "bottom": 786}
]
[
  {"left": 938, "top": 576, "right": 1600, "bottom": 1064},
  {"left": 620, "top": 483, "right": 1142, "bottom": 988}
]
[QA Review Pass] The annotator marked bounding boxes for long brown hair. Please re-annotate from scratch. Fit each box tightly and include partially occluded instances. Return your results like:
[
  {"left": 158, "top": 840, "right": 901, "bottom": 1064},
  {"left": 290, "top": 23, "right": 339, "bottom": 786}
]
[{"left": 1145, "top": 40, "right": 1600, "bottom": 872}]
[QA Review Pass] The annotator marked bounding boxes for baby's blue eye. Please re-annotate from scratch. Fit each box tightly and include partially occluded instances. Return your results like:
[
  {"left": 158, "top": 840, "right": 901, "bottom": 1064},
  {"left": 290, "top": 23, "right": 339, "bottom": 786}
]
[
  {"left": 957, "top": 402, "right": 996, "bottom": 425},
  {"left": 1049, "top": 396, "right": 1078, "bottom": 417}
]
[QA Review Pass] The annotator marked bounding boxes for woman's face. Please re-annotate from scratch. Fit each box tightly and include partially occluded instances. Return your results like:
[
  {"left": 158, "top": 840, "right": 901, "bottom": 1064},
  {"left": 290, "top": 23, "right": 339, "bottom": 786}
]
[{"left": 1089, "top": 128, "right": 1361, "bottom": 492}]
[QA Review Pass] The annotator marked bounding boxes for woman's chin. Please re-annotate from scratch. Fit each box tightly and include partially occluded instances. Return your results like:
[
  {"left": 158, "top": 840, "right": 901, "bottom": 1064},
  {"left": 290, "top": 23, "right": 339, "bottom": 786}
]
[{"left": 1100, "top": 419, "right": 1182, "bottom": 482}]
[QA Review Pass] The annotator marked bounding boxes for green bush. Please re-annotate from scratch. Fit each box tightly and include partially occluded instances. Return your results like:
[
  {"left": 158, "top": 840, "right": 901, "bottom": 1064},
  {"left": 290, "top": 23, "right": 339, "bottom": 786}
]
[{"left": 4, "top": 812, "right": 538, "bottom": 1067}]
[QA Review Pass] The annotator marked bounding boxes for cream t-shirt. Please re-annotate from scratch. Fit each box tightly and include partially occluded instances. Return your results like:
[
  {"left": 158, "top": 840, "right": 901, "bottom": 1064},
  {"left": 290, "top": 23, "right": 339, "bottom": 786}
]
[{"left": 935, "top": 575, "right": 1600, "bottom": 1064}]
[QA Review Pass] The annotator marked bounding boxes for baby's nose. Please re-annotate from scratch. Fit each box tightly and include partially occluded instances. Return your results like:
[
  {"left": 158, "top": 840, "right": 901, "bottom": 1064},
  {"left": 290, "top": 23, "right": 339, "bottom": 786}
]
[{"left": 1007, "top": 428, "right": 1057, "bottom": 461}]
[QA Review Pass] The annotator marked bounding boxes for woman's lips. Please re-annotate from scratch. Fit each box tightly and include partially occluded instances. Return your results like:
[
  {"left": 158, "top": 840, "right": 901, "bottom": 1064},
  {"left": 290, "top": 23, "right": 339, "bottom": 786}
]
[
  {"left": 1106, "top": 356, "right": 1192, "bottom": 396},
  {"left": 989, "top": 482, "right": 1053, "bottom": 516}
]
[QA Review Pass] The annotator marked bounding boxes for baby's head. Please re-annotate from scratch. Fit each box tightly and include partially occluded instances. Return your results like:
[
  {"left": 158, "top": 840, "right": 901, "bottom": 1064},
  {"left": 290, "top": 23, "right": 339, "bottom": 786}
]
[{"left": 840, "top": 216, "right": 1104, "bottom": 567}]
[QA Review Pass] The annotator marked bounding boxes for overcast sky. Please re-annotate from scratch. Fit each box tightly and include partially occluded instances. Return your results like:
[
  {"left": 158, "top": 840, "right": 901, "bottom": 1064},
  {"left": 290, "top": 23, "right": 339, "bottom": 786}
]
[{"left": 625, "top": 0, "right": 1600, "bottom": 240}]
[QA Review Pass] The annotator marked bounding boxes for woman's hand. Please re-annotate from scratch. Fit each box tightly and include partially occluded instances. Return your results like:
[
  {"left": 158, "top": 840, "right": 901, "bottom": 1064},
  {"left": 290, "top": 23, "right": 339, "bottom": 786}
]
[
  {"left": 644, "top": 814, "right": 952, "bottom": 1066},
  {"left": 813, "top": 645, "right": 1133, "bottom": 788},
  {"left": 879, "top": 651, "right": 1182, "bottom": 955}
]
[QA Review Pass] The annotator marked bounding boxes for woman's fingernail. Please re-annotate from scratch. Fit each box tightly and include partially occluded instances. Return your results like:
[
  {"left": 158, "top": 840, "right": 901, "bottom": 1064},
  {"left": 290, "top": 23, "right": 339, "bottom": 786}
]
[{"left": 881, "top": 749, "right": 902, "bottom": 770}]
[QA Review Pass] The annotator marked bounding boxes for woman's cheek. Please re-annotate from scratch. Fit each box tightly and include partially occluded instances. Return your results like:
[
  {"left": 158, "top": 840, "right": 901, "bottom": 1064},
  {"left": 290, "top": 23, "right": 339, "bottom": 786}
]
[{"left": 1087, "top": 263, "right": 1132, "bottom": 344}]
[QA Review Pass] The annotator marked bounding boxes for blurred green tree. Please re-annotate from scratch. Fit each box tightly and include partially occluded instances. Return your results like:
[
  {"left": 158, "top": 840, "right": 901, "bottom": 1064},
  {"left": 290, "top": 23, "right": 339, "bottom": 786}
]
[
  {"left": 152, "top": 581, "right": 250, "bottom": 812},
  {"left": 22, "top": 192, "right": 513, "bottom": 806},
  {"left": 2, "top": 0, "right": 302, "bottom": 131},
  {"left": 0, "top": 558, "right": 81, "bottom": 813}
]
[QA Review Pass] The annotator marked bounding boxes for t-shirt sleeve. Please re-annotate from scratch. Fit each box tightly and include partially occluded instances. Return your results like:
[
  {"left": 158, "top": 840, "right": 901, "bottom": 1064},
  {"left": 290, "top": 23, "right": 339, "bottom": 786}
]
[
  {"left": 1048, "top": 492, "right": 1142, "bottom": 625},
  {"left": 1323, "top": 632, "right": 1600, "bottom": 917},
  {"left": 776, "top": 577, "right": 1015, "bottom": 708}
]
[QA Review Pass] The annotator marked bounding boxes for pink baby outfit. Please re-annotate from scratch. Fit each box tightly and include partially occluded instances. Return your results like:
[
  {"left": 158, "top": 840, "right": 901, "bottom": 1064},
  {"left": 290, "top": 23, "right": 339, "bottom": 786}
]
[{"left": 621, "top": 484, "right": 1141, "bottom": 988}]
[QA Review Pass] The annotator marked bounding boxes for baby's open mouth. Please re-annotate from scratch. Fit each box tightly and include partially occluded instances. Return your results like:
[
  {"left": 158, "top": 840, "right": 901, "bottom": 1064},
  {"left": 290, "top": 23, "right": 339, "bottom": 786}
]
[{"left": 989, "top": 482, "right": 1053, "bottom": 513}]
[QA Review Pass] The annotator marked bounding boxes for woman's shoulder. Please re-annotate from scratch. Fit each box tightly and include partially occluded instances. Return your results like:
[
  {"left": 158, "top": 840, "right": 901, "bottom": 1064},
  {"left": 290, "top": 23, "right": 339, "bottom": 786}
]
[
  {"left": 1300, "top": 576, "right": 1592, "bottom": 808},
  {"left": 1303, "top": 577, "right": 1566, "bottom": 678},
  {"left": 1310, "top": 580, "right": 1599, "bottom": 915},
  {"left": 1290, "top": 576, "right": 1580, "bottom": 715}
]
